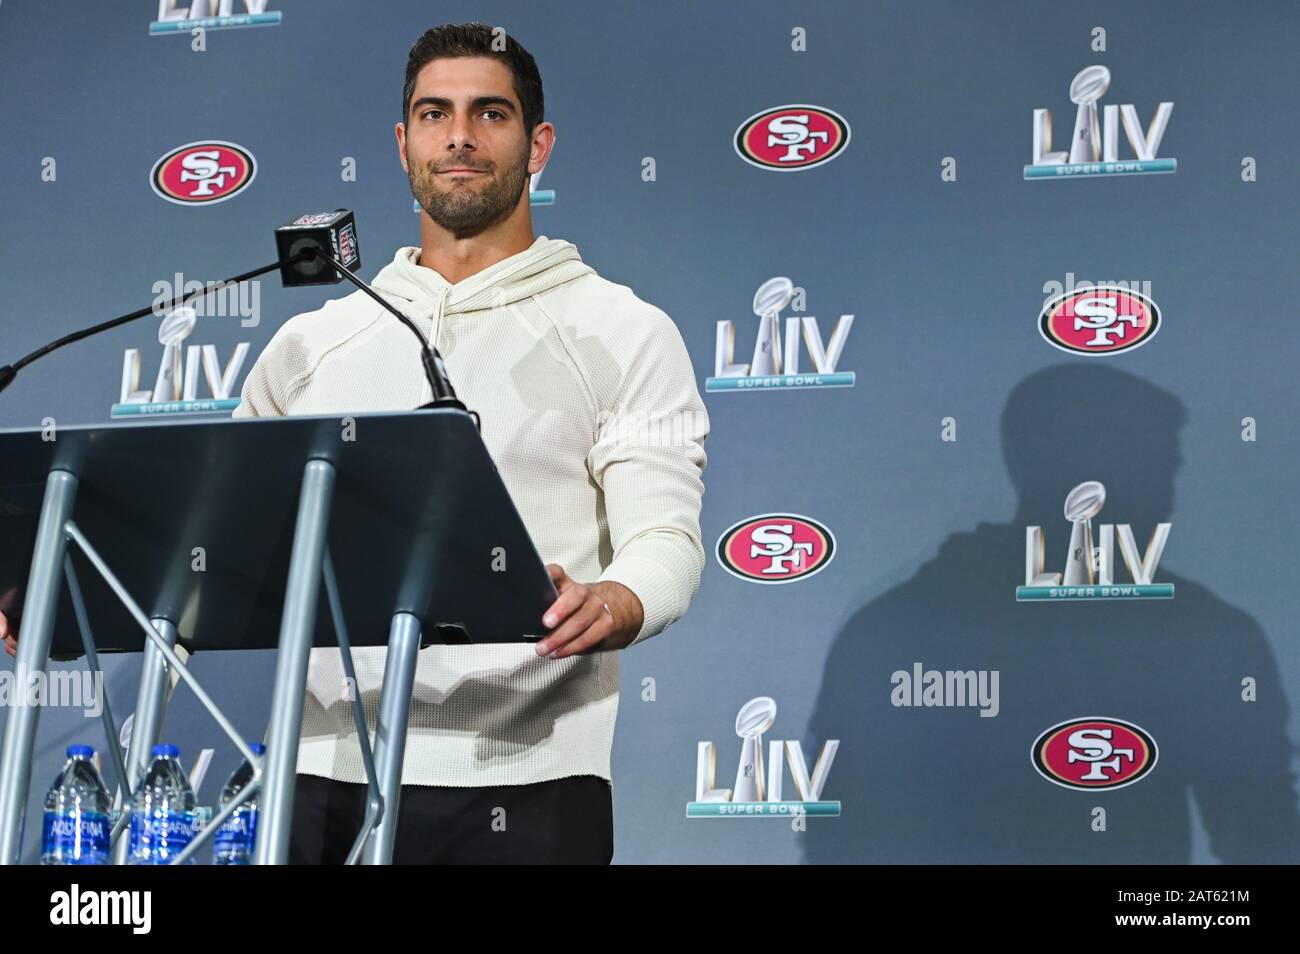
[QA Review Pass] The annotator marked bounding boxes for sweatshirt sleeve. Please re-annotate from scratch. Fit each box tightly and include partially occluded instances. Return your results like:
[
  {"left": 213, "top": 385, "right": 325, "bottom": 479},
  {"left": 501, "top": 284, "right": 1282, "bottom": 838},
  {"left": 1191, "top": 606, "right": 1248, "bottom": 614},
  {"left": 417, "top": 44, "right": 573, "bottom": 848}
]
[
  {"left": 232, "top": 347, "right": 282, "bottom": 419},
  {"left": 231, "top": 326, "right": 309, "bottom": 418},
  {"left": 588, "top": 307, "right": 709, "bottom": 645}
]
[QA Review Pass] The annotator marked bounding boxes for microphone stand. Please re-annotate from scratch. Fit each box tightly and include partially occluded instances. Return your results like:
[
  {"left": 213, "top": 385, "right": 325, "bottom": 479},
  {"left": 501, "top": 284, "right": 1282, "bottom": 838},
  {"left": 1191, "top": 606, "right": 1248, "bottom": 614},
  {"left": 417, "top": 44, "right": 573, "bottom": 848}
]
[
  {"left": 0, "top": 248, "right": 474, "bottom": 426},
  {"left": 299, "top": 247, "right": 466, "bottom": 414},
  {"left": 0, "top": 254, "right": 305, "bottom": 396}
]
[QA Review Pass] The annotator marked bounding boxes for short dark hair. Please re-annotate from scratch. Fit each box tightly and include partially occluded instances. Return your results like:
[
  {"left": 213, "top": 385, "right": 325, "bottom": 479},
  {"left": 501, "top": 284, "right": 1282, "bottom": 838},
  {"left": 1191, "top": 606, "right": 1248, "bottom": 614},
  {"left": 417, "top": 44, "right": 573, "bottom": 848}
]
[{"left": 402, "top": 22, "right": 544, "bottom": 135}]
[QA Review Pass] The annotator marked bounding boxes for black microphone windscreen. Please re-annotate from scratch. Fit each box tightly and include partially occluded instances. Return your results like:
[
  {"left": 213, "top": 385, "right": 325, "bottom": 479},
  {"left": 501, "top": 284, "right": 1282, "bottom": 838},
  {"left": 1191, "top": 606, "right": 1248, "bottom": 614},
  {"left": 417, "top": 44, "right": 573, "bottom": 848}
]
[{"left": 274, "top": 210, "right": 360, "bottom": 286}]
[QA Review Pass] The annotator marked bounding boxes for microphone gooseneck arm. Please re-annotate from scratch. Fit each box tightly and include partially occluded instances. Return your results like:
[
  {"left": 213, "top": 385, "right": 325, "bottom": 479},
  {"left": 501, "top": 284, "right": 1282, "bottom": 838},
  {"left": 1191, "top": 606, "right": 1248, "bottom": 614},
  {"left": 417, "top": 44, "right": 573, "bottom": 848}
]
[
  {"left": 0, "top": 253, "right": 311, "bottom": 396},
  {"left": 0, "top": 241, "right": 477, "bottom": 429},
  {"left": 300, "top": 247, "right": 465, "bottom": 413}
]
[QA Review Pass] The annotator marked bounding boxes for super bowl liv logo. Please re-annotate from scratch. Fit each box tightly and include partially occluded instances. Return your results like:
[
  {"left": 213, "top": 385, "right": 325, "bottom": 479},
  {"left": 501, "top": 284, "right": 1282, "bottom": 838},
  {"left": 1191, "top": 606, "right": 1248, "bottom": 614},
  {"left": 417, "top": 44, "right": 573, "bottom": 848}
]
[
  {"left": 689, "top": 697, "right": 840, "bottom": 817},
  {"left": 1017, "top": 481, "right": 1174, "bottom": 601},
  {"left": 150, "top": 0, "right": 282, "bottom": 35},
  {"left": 113, "top": 304, "right": 250, "bottom": 418},
  {"left": 1025, "top": 66, "right": 1175, "bottom": 180},
  {"left": 528, "top": 169, "right": 555, "bottom": 206},
  {"left": 707, "top": 277, "right": 854, "bottom": 392}
]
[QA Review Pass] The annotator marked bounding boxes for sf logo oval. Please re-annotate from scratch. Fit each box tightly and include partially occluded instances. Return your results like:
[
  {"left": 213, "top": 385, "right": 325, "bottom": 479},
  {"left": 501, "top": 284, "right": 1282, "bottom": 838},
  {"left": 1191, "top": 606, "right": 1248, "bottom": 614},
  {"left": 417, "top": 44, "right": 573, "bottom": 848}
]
[
  {"left": 1032, "top": 717, "right": 1158, "bottom": 790},
  {"left": 734, "top": 105, "right": 850, "bottom": 171},
  {"left": 716, "top": 513, "right": 836, "bottom": 584},
  {"left": 151, "top": 140, "right": 257, "bottom": 205},
  {"left": 1039, "top": 286, "right": 1161, "bottom": 356}
]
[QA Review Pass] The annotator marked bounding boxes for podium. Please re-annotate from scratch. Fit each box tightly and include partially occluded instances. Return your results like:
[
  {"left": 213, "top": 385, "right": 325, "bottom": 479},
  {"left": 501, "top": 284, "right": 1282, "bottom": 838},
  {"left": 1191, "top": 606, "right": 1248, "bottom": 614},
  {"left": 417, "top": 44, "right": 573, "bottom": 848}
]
[{"left": 0, "top": 409, "right": 558, "bottom": 864}]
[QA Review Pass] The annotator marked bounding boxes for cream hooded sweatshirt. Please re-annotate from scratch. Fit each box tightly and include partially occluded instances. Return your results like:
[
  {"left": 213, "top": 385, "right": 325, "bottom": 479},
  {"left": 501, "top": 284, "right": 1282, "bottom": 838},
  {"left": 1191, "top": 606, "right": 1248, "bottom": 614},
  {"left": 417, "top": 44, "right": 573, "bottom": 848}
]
[{"left": 232, "top": 235, "right": 708, "bottom": 787}]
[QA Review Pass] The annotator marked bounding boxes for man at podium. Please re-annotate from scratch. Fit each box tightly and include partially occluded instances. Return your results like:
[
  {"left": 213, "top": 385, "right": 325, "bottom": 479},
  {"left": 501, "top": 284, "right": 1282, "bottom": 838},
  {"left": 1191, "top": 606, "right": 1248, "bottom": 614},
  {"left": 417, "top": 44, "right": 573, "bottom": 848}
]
[{"left": 228, "top": 23, "right": 709, "bottom": 863}]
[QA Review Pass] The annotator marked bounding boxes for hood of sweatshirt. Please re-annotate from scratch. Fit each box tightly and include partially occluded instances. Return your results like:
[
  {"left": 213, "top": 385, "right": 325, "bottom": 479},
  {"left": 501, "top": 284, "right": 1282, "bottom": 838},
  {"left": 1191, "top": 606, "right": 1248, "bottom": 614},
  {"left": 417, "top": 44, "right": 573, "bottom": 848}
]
[{"left": 369, "top": 235, "right": 595, "bottom": 348}]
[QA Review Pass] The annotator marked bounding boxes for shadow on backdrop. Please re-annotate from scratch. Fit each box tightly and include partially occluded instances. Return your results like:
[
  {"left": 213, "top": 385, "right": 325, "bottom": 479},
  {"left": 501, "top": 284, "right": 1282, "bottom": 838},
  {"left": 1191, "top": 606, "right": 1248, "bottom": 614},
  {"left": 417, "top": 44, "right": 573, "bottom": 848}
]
[{"left": 804, "top": 363, "right": 1300, "bottom": 863}]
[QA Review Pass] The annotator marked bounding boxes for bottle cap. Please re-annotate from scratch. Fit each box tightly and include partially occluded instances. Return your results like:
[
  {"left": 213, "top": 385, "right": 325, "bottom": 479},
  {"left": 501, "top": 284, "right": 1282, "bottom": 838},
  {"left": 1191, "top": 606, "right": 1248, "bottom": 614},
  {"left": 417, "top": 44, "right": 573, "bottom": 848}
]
[
  {"left": 66, "top": 744, "right": 95, "bottom": 759},
  {"left": 250, "top": 742, "right": 266, "bottom": 755},
  {"left": 151, "top": 743, "right": 180, "bottom": 759}
]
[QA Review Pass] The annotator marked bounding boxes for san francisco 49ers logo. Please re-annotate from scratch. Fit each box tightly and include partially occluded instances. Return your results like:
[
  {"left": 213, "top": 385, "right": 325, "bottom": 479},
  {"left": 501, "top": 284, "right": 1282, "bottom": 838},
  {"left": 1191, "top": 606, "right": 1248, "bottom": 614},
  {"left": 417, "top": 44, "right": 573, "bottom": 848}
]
[
  {"left": 150, "top": 140, "right": 256, "bottom": 205},
  {"left": 1032, "top": 717, "right": 1157, "bottom": 791},
  {"left": 1039, "top": 286, "right": 1160, "bottom": 355},
  {"left": 716, "top": 513, "right": 835, "bottom": 584},
  {"left": 734, "top": 105, "right": 850, "bottom": 171}
]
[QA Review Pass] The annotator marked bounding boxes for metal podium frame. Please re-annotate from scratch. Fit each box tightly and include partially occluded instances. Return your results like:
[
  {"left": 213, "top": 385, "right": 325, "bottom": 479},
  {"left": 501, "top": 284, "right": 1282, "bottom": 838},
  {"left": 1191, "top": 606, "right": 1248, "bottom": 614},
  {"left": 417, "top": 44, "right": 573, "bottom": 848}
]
[{"left": 0, "top": 409, "right": 558, "bottom": 865}]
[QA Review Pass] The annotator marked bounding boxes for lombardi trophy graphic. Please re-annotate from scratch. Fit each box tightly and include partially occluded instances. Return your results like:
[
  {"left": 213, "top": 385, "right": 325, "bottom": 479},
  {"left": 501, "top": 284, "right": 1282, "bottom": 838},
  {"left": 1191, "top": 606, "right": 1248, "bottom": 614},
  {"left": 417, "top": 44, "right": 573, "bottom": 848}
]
[
  {"left": 1062, "top": 480, "right": 1105, "bottom": 585},
  {"left": 732, "top": 697, "right": 777, "bottom": 803},
  {"left": 153, "top": 306, "right": 198, "bottom": 402},
  {"left": 1068, "top": 65, "right": 1110, "bottom": 164},
  {"left": 750, "top": 277, "right": 794, "bottom": 377}
]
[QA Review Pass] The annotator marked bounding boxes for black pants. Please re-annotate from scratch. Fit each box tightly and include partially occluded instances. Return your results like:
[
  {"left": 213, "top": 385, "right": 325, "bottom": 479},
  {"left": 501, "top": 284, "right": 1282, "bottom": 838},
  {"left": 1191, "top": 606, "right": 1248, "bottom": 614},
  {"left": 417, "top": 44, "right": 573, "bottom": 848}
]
[{"left": 288, "top": 772, "right": 614, "bottom": 864}]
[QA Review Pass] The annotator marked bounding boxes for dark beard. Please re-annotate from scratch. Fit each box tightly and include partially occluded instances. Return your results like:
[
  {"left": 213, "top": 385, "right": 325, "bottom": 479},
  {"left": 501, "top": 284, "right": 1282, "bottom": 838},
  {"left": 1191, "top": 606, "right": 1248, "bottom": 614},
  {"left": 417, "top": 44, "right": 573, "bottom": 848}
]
[{"left": 407, "top": 145, "right": 530, "bottom": 238}]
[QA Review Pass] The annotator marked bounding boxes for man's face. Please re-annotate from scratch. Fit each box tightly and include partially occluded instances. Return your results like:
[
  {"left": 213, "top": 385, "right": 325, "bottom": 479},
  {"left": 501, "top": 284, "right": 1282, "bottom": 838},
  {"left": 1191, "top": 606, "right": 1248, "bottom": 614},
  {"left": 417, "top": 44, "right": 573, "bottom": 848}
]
[{"left": 399, "top": 57, "right": 535, "bottom": 237}]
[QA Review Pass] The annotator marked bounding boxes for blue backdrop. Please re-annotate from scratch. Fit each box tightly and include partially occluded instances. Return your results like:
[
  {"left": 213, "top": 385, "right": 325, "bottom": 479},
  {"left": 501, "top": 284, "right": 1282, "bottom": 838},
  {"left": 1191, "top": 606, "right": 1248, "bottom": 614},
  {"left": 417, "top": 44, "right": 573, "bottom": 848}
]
[{"left": 1, "top": 0, "right": 1298, "bottom": 863}]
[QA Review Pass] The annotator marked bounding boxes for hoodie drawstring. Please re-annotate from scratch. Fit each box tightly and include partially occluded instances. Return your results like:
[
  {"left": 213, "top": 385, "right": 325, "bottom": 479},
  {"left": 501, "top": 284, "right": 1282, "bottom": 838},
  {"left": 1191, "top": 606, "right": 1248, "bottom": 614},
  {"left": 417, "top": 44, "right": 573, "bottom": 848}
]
[
  {"left": 423, "top": 286, "right": 452, "bottom": 404},
  {"left": 429, "top": 285, "right": 451, "bottom": 353}
]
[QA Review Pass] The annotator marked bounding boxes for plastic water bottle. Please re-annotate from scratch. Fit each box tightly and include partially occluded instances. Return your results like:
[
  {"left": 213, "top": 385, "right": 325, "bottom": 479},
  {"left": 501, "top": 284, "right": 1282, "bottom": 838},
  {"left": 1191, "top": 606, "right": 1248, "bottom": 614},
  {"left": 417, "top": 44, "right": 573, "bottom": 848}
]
[
  {"left": 40, "top": 745, "right": 111, "bottom": 865},
  {"left": 213, "top": 742, "right": 264, "bottom": 865},
  {"left": 128, "top": 743, "right": 198, "bottom": 865}
]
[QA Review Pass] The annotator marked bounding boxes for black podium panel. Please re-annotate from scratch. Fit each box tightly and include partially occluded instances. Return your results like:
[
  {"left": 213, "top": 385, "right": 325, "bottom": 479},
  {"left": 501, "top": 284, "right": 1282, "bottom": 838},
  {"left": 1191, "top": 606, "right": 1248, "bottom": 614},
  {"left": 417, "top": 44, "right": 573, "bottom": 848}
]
[{"left": 0, "top": 410, "right": 557, "bottom": 654}]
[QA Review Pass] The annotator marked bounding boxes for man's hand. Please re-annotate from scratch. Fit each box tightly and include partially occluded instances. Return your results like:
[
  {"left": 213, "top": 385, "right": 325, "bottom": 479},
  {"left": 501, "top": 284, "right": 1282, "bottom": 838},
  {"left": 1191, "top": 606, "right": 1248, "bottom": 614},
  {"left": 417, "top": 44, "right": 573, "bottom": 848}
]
[
  {"left": 1, "top": 609, "right": 16, "bottom": 658},
  {"left": 535, "top": 564, "right": 643, "bottom": 658}
]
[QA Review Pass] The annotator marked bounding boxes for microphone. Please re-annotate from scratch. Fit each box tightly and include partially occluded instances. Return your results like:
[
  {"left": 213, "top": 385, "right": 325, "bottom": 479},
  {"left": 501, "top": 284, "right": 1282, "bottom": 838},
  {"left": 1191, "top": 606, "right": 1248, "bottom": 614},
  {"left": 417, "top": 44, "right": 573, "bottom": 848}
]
[
  {"left": 0, "top": 211, "right": 468, "bottom": 419},
  {"left": 274, "top": 210, "right": 363, "bottom": 287}
]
